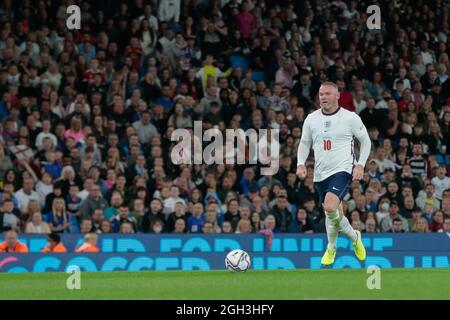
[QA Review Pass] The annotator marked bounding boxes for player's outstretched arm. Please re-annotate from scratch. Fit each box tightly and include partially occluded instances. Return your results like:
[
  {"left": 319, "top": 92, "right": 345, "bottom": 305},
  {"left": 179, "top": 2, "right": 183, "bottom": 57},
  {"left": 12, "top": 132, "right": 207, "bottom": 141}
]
[
  {"left": 296, "top": 120, "right": 312, "bottom": 179},
  {"left": 351, "top": 114, "right": 371, "bottom": 181},
  {"left": 296, "top": 164, "right": 307, "bottom": 179}
]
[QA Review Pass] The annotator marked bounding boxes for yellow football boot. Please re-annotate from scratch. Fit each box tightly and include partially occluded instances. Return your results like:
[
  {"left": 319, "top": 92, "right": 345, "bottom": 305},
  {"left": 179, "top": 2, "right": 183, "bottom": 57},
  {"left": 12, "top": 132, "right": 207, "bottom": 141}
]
[
  {"left": 321, "top": 248, "right": 336, "bottom": 265},
  {"left": 353, "top": 230, "right": 366, "bottom": 261}
]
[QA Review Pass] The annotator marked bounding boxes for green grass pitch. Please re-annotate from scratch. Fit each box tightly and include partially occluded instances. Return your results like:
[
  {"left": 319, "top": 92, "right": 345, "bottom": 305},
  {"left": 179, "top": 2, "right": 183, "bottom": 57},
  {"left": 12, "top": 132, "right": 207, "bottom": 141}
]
[{"left": 0, "top": 269, "right": 449, "bottom": 300}]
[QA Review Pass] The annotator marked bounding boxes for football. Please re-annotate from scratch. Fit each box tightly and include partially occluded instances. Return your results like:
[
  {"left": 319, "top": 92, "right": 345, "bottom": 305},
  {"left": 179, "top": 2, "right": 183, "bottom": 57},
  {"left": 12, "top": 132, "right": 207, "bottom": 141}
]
[{"left": 225, "top": 249, "right": 251, "bottom": 272}]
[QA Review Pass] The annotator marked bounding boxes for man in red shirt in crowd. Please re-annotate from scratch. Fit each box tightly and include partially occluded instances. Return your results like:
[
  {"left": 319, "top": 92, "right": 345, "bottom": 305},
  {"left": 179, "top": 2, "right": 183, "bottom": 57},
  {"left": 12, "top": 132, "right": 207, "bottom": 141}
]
[
  {"left": 125, "top": 37, "right": 143, "bottom": 71},
  {"left": 337, "top": 79, "right": 355, "bottom": 112},
  {"left": 234, "top": 1, "right": 256, "bottom": 41},
  {"left": 83, "top": 58, "right": 104, "bottom": 85}
]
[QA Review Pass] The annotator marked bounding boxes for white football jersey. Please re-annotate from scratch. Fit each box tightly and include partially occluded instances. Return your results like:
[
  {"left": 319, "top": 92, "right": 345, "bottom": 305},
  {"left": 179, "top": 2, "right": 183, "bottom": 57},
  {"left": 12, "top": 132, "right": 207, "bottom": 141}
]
[{"left": 297, "top": 107, "right": 370, "bottom": 182}]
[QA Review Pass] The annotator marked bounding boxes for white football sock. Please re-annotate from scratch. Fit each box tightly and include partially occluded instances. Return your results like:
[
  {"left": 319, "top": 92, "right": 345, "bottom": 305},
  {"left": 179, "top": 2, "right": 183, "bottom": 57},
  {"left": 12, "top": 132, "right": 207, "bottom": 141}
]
[
  {"left": 325, "top": 209, "right": 340, "bottom": 250},
  {"left": 339, "top": 215, "right": 358, "bottom": 243}
]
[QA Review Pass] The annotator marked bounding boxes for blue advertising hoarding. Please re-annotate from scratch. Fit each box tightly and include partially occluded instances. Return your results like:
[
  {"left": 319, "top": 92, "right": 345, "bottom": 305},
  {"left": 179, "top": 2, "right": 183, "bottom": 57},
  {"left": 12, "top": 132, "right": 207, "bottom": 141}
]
[{"left": 1, "top": 233, "right": 449, "bottom": 272}]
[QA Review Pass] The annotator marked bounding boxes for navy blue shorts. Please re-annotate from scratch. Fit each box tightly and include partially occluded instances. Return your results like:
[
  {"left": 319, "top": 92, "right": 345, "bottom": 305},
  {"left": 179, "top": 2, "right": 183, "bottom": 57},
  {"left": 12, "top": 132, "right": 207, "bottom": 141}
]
[{"left": 314, "top": 171, "right": 353, "bottom": 205}]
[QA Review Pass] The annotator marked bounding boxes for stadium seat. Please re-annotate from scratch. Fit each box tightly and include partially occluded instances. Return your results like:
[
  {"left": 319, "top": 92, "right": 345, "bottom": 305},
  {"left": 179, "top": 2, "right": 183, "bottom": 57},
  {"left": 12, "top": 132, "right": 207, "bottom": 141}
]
[
  {"left": 434, "top": 154, "right": 450, "bottom": 166},
  {"left": 252, "top": 71, "right": 266, "bottom": 82},
  {"left": 291, "top": 204, "right": 297, "bottom": 221},
  {"left": 229, "top": 55, "right": 248, "bottom": 72}
]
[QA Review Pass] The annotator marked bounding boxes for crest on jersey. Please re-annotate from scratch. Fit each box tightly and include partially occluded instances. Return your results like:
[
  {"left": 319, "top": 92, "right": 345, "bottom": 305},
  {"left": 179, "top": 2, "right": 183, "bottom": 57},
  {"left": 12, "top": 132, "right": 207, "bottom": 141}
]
[{"left": 325, "top": 121, "right": 332, "bottom": 128}]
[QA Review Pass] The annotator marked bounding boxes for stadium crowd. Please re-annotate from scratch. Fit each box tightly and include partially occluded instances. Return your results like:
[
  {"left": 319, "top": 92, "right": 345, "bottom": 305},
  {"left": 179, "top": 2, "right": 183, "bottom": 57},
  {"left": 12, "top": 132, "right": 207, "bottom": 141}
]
[{"left": 1, "top": 0, "right": 450, "bottom": 243}]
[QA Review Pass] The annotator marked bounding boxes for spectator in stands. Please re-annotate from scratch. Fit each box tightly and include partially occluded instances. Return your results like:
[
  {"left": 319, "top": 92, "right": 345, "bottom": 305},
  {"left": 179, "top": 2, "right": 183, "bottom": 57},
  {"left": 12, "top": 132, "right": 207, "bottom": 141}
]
[
  {"left": 99, "top": 220, "right": 112, "bottom": 234},
  {"left": 163, "top": 186, "right": 186, "bottom": 215},
  {"left": 288, "top": 207, "right": 315, "bottom": 233},
  {"left": 141, "top": 198, "right": 165, "bottom": 233},
  {"left": 275, "top": 58, "right": 298, "bottom": 89},
  {"left": 91, "top": 208, "right": 104, "bottom": 232},
  {"left": 364, "top": 217, "right": 378, "bottom": 233},
  {"left": 64, "top": 116, "right": 85, "bottom": 144},
  {"left": 224, "top": 199, "right": 240, "bottom": 230},
  {"left": 187, "top": 202, "right": 205, "bottom": 233},
  {"left": 111, "top": 204, "right": 137, "bottom": 233},
  {"left": 166, "top": 201, "right": 187, "bottom": 233},
  {"left": 380, "top": 201, "right": 409, "bottom": 232},
  {"left": 262, "top": 214, "right": 279, "bottom": 233},
  {"left": 336, "top": 79, "right": 355, "bottom": 112},
  {"left": 120, "top": 221, "right": 135, "bottom": 234},
  {"left": 429, "top": 210, "right": 445, "bottom": 232},
  {"left": 221, "top": 221, "right": 233, "bottom": 234},
  {"left": 75, "top": 232, "right": 100, "bottom": 253},
  {"left": 416, "top": 183, "right": 441, "bottom": 211},
  {"left": 132, "top": 110, "right": 159, "bottom": 145},
  {"left": 251, "top": 212, "right": 264, "bottom": 232},
  {"left": 271, "top": 195, "right": 292, "bottom": 232},
  {"left": 388, "top": 218, "right": 406, "bottom": 233},
  {"left": 408, "top": 144, "right": 428, "bottom": 181},
  {"left": 202, "top": 221, "right": 215, "bottom": 234},
  {"left": 431, "top": 165, "right": 450, "bottom": 201},
  {"left": 79, "top": 185, "right": 108, "bottom": 218},
  {"left": 399, "top": 197, "right": 416, "bottom": 219},
  {"left": 0, "top": 198, "right": 20, "bottom": 232},
  {"left": 0, "top": 146, "right": 13, "bottom": 183},
  {"left": 411, "top": 217, "right": 430, "bottom": 233},
  {"left": 173, "top": 218, "right": 186, "bottom": 233},
  {"left": 0, "top": 230, "right": 29, "bottom": 253},
  {"left": 373, "top": 147, "right": 397, "bottom": 173},
  {"left": 24, "top": 211, "right": 51, "bottom": 234},
  {"left": 422, "top": 203, "right": 435, "bottom": 225},
  {"left": 234, "top": 1, "right": 256, "bottom": 41},
  {"left": 444, "top": 218, "right": 450, "bottom": 233},
  {"left": 196, "top": 55, "right": 232, "bottom": 92},
  {"left": 44, "top": 197, "right": 71, "bottom": 233},
  {"left": 103, "top": 191, "right": 124, "bottom": 220},
  {"left": 235, "top": 219, "right": 252, "bottom": 233},
  {"left": 149, "top": 219, "right": 164, "bottom": 233},
  {"left": 41, "top": 233, "right": 67, "bottom": 253},
  {"left": 80, "top": 218, "right": 94, "bottom": 234},
  {"left": 14, "top": 177, "right": 40, "bottom": 215},
  {"left": 408, "top": 207, "right": 423, "bottom": 231},
  {"left": 157, "top": 0, "right": 180, "bottom": 24}
]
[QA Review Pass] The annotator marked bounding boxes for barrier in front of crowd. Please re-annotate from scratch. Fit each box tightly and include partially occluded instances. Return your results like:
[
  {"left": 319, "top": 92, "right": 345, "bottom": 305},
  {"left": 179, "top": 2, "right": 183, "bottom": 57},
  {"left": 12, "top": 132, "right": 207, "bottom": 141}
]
[{"left": 0, "top": 233, "right": 449, "bottom": 272}]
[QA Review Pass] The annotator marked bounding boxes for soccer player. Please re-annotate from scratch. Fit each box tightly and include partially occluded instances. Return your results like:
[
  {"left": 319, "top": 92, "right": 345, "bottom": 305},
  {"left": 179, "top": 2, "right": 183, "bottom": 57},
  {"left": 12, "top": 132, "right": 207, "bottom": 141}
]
[{"left": 296, "top": 82, "right": 371, "bottom": 266}]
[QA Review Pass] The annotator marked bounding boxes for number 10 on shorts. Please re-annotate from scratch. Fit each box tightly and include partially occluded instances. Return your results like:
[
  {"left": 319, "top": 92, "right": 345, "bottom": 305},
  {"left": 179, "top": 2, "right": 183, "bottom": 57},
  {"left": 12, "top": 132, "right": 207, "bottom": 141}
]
[{"left": 323, "top": 139, "right": 332, "bottom": 150}]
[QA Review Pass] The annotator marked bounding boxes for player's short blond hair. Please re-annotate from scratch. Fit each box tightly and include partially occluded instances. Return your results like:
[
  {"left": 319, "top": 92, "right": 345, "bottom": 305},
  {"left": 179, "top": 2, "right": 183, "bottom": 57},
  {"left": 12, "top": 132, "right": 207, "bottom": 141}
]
[{"left": 320, "top": 81, "right": 338, "bottom": 91}]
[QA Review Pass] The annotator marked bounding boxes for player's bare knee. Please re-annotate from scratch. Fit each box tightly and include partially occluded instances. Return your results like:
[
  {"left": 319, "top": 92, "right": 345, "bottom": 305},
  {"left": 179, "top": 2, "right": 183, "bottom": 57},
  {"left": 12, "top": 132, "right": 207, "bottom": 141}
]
[{"left": 323, "top": 202, "right": 337, "bottom": 213}]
